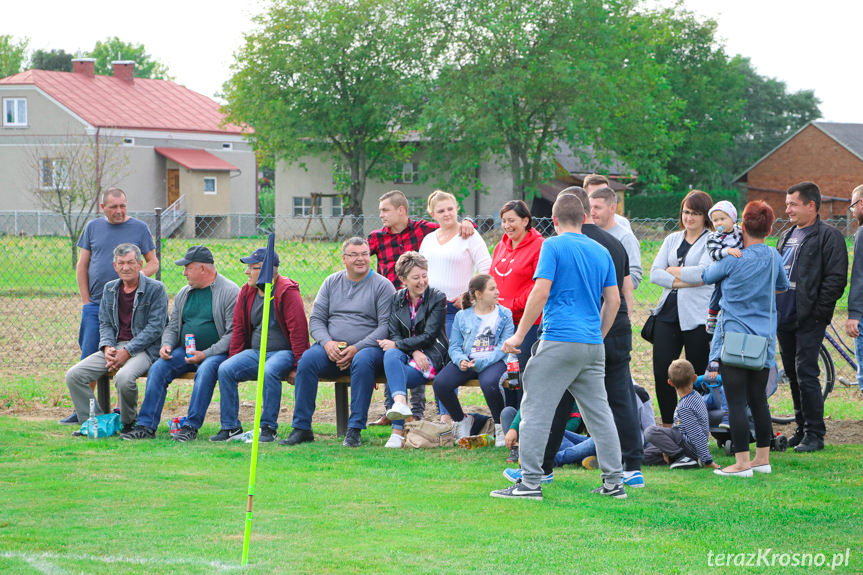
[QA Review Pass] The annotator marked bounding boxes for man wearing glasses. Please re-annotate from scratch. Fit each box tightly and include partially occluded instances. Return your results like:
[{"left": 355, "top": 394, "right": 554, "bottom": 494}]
[
  {"left": 283, "top": 237, "right": 395, "bottom": 448},
  {"left": 211, "top": 247, "right": 310, "bottom": 443},
  {"left": 846, "top": 185, "right": 863, "bottom": 395}
]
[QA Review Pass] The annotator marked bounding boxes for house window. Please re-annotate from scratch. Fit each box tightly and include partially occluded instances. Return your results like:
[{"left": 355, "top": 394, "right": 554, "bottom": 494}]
[
  {"left": 40, "top": 159, "right": 68, "bottom": 189},
  {"left": 203, "top": 177, "right": 217, "bottom": 194},
  {"left": 122, "top": 137, "right": 135, "bottom": 146},
  {"left": 293, "top": 196, "right": 322, "bottom": 217},
  {"left": 222, "top": 143, "right": 233, "bottom": 150},
  {"left": 407, "top": 197, "right": 426, "bottom": 218},
  {"left": 331, "top": 196, "right": 344, "bottom": 217},
  {"left": 3, "top": 98, "right": 27, "bottom": 127},
  {"left": 394, "top": 161, "right": 419, "bottom": 184}
]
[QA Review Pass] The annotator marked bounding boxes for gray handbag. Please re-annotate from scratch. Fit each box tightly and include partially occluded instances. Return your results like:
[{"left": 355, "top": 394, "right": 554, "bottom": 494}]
[{"left": 719, "top": 250, "right": 774, "bottom": 371}]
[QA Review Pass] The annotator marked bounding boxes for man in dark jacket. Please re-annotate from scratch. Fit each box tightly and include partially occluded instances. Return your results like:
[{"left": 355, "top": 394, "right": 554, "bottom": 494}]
[
  {"left": 776, "top": 182, "right": 848, "bottom": 452},
  {"left": 845, "top": 185, "right": 863, "bottom": 395}
]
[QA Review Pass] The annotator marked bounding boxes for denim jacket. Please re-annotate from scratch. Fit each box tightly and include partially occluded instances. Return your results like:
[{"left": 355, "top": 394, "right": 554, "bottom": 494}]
[
  {"left": 448, "top": 304, "right": 515, "bottom": 373},
  {"left": 98, "top": 272, "right": 168, "bottom": 362}
]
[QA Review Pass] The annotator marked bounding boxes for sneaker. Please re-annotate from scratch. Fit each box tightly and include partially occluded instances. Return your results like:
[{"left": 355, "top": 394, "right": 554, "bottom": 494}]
[
  {"left": 669, "top": 456, "right": 699, "bottom": 469},
  {"left": 788, "top": 428, "right": 805, "bottom": 448},
  {"left": 706, "top": 315, "right": 717, "bottom": 335},
  {"left": 494, "top": 423, "right": 506, "bottom": 447},
  {"left": 72, "top": 430, "right": 86, "bottom": 437},
  {"left": 259, "top": 425, "right": 278, "bottom": 443},
  {"left": 172, "top": 425, "right": 197, "bottom": 442},
  {"left": 384, "top": 433, "right": 404, "bottom": 448},
  {"left": 503, "top": 468, "right": 554, "bottom": 485},
  {"left": 278, "top": 428, "right": 314, "bottom": 446},
  {"left": 385, "top": 402, "right": 413, "bottom": 421},
  {"left": 623, "top": 470, "right": 645, "bottom": 488},
  {"left": 209, "top": 426, "right": 244, "bottom": 442},
  {"left": 120, "top": 422, "right": 136, "bottom": 435},
  {"left": 343, "top": 428, "right": 362, "bottom": 448},
  {"left": 490, "top": 480, "right": 543, "bottom": 500},
  {"left": 452, "top": 414, "right": 474, "bottom": 441},
  {"left": 581, "top": 455, "right": 599, "bottom": 470},
  {"left": 506, "top": 446, "right": 519, "bottom": 463},
  {"left": 793, "top": 433, "right": 824, "bottom": 453},
  {"left": 591, "top": 483, "right": 627, "bottom": 499},
  {"left": 718, "top": 417, "right": 730, "bottom": 430},
  {"left": 59, "top": 412, "right": 79, "bottom": 425},
  {"left": 120, "top": 425, "right": 155, "bottom": 441}
]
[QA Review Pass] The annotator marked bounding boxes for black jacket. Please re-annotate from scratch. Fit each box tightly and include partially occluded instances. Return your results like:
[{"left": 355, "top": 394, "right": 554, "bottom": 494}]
[
  {"left": 388, "top": 286, "right": 449, "bottom": 371},
  {"left": 777, "top": 217, "right": 848, "bottom": 324}
]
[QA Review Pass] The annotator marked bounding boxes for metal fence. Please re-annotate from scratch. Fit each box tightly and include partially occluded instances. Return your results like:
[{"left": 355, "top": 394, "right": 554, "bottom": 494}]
[{"left": 0, "top": 214, "right": 857, "bottom": 389}]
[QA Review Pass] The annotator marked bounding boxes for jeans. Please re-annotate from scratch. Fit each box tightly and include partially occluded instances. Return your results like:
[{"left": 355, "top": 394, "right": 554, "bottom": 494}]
[
  {"left": 555, "top": 431, "right": 596, "bottom": 467},
  {"left": 217, "top": 349, "right": 295, "bottom": 431},
  {"left": 383, "top": 348, "right": 428, "bottom": 430},
  {"left": 136, "top": 347, "right": 226, "bottom": 430},
  {"left": 433, "top": 360, "right": 506, "bottom": 423},
  {"left": 292, "top": 344, "right": 383, "bottom": 431},
  {"left": 78, "top": 302, "right": 101, "bottom": 359},
  {"left": 856, "top": 335, "right": 863, "bottom": 392}
]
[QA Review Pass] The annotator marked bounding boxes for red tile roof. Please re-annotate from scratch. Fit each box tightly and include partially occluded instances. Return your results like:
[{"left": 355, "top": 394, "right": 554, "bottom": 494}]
[
  {"left": 0, "top": 69, "right": 245, "bottom": 135},
  {"left": 155, "top": 147, "right": 239, "bottom": 171}
]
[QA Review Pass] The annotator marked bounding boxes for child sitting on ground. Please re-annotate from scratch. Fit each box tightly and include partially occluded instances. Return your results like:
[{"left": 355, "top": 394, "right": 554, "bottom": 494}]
[
  {"left": 705, "top": 200, "right": 743, "bottom": 334},
  {"left": 644, "top": 359, "right": 719, "bottom": 469}
]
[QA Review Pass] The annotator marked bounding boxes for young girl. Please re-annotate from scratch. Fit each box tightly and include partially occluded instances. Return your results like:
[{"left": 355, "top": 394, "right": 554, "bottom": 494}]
[{"left": 432, "top": 274, "right": 514, "bottom": 445}]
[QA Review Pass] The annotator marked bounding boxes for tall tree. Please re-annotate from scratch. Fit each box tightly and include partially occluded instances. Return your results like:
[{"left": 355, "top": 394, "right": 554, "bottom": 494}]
[
  {"left": 30, "top": 48, "right": 73, "bottom": 72},
  {"left": 88, "top": 37, "right": 172, "bottom": 79},
  {"left": 0, "top": 35, "right": 28, "bottom": 78},
  {"left": 223, "top": 0, "right": 433, "bottom": 221}
]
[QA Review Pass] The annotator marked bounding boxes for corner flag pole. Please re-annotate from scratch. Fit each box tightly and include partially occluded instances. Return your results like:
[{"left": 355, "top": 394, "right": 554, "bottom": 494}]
[{"left": 242, "top": 232, "right": 276, "bottom": 566}]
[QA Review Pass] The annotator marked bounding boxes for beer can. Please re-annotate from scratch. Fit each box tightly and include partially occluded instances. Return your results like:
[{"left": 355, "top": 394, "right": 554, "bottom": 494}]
[
  {"left": 185, "top": 334, "right": 196, "bottom": 358},
  {"left": 337, "top": 341, "right": 347, "bottom": 350}
]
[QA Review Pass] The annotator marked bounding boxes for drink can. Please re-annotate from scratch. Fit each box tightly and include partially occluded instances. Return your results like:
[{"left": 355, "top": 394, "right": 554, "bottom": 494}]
[
  {"left": 185, "top": 334, "right": 196, "bottom": 358},
  {"left": 336, "top": 341, "right": 347, "bottom": 350},
  {"left": 170, "top": 417, "right": 181, "bottom": 435}
]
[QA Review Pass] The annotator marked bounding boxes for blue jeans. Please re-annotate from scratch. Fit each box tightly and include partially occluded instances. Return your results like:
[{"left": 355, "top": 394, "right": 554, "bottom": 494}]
[
  {"left": 217, "top": 349, "right": 295, "bottom": 430},
  {"left": 856, "top": 335, "right": 863, "bottom": 392},
  {"left": 383, "top": 348, "right": 429, "bottom": 430},
  {"left": 292, "top": 344, "right": 384, "bottom": 431},
  {"left": 554, "top": 430, "right": 596, "bottom": 467},
  {"left": 78, "top": 302, "right": 101, "bottom": 359},
  {"left": 137, "top": 347, "right": 226, "bottom": 430}
]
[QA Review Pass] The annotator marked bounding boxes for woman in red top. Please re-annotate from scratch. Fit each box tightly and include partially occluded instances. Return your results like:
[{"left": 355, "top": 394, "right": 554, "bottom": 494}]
[{"left": 490, "top": 200, "right": 543, "bottom": 408}]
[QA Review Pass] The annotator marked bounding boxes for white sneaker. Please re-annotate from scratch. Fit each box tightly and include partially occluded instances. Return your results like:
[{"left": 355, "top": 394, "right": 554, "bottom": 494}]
[
  {"left": 385, "top": 434, "right": 404, "bottom": 448},
  {"left": 494, "top": 423, "right": 506, "bottom": 448},
  {"left": 453, "top": 415, "right": 474, "bottom": 441},
  {"left": 386, "top": 402, "right": 413, "bottom": 421}
]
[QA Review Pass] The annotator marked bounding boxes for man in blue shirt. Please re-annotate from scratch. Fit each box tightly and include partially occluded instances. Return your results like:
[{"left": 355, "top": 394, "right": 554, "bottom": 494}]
[{"left": 491, "top": 193, "right": 625, "bottom": 501}]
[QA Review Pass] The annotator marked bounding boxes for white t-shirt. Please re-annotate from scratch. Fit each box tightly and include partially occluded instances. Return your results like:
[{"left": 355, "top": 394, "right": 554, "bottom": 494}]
[
  {"left": 470, "top": 308, "right": 499, "bottom": 361},
  {"left": 419, "top": 230, "right": 491, "bottom": 300}
]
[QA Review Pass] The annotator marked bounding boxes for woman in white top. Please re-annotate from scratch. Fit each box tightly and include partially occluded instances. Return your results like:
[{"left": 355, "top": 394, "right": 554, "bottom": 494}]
[{"left": 419, "top": 190, "right": 492, "bottom": 337}]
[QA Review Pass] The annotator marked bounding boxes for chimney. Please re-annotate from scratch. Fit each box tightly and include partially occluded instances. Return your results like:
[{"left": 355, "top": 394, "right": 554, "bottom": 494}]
[
  {"left": 112, "top": 60, "right": 135, "bottom": 82},
  {"left": 72, "top": 58, "right": 96, "bottom": 78}
]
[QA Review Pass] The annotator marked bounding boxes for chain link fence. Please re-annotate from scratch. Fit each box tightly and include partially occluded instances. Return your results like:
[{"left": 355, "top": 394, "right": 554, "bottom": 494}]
[{"left": 0, "top": 213, "right": 857, "bottom": 393}]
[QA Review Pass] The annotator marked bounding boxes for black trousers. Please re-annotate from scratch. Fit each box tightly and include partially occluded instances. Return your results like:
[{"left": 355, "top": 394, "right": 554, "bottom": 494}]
[
  {"left": 777, "top": 319, "right": 828, "bottom": 438},
  {"left": 652, "top": 319, "right": 711, "bottom": 424},
  {"left": 720, "top": 364, "right": 773, "bottom": 452}
]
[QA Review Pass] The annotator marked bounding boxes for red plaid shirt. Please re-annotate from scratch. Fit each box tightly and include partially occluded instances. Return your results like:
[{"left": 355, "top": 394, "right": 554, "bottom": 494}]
[{"left": 368, "top": 219, "right": 439, "bottom": 288}]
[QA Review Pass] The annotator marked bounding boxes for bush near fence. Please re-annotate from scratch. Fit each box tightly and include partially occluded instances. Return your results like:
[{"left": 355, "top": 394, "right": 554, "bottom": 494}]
[{"left": 626, "top": 189, "right": 742, "bottom": 218}]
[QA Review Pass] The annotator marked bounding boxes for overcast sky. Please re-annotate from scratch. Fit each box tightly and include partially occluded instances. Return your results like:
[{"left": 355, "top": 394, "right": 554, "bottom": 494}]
[{"left": 4, "top": 0, "right": 861, "bottom": 122}]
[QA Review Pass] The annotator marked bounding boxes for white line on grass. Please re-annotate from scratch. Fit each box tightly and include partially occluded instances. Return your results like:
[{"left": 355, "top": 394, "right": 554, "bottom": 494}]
[{"left": 1, "top": 550, "right": 243, "bottom": 572}]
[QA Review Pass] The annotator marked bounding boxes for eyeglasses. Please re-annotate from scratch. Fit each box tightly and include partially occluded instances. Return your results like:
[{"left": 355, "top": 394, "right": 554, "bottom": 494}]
[
  {"left": 246, "top": 265, "right": 262, "bottom": 271},
  {"left": 343, "top": 252, "right": 370, "bottom": 259},
  {"left": 681, "top": 209, "right": 703, "bottom": 217},
  {"left": 849, "top": 199, "right": 861, "bottom": 213}
]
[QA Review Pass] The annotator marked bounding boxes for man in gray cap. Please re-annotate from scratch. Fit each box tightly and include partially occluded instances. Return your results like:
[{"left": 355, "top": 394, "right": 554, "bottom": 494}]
[{"left": 122, "top": 245, "right": 240, "bottom": 440}]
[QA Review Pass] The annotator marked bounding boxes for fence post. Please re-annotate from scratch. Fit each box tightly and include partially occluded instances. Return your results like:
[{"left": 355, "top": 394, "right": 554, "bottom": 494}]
[{"left": 154, "top": 207, "right": 162, "bottom": 282}]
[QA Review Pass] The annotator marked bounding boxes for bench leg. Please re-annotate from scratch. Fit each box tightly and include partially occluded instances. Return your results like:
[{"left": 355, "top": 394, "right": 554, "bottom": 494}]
[
  {"left": 96, "top": 374, "right": 111, "bottom": 414},
  {"left": 334, "top": 381, "right": 349, "bottom": 438}
]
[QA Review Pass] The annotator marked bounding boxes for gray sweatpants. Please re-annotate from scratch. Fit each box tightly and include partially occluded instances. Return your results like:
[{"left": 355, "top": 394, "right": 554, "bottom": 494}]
[
  {"left": 65, "top": 341, "right": 152, "bottom": 425},
  {"left": 519, "top": 340, "right": 623, "bottom": 487}
]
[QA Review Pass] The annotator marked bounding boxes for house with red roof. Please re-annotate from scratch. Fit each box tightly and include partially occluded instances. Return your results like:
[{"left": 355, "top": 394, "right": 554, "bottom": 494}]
[{"left": 0, "top": 58, "right": 256, "bottom": 237}]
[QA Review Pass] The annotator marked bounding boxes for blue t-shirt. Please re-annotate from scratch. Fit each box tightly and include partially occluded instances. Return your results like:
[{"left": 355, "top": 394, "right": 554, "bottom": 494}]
[
  {"left": 534, "top": 232, "right": 617, "bottom": 344},
  {"left": 77, "top": 217, "right": 156, "bottom": 303}
]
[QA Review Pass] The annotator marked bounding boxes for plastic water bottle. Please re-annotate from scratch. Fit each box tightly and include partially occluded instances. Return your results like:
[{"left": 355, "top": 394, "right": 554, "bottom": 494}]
[
  {"left": 87, "top": 398, "right": 98, "bottom": 440},
  {"left": 169, "top": 417, "right": 181, "bottom": 435},
  {"left": 504, "top": 353, "right": 520, "bottom": 390},
  {"left": 457, "top": 434, "right": 494, "bottom": 449}
]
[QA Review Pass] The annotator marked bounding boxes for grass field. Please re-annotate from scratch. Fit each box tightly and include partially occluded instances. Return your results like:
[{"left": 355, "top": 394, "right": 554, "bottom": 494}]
[{"left": 0, "top": 417, "right": 861, "bottom": 574}]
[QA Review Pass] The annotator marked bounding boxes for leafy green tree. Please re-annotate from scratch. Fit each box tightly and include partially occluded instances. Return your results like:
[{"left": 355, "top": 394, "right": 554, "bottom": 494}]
[
  {"left": 88, "top": 37, "right": 172, "bottom": 79},
  {"left": 223, "top": 0, "right": 434, "bottom": 220},
  {"left": 0, "top": 35, "right": 28, "bottom": 78},
  {"left": 30, "top": 48, "right": 73, "bottom": 72}
]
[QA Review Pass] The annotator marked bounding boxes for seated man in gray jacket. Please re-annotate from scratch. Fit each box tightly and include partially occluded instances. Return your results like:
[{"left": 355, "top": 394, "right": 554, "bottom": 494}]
[
  {"left": 123, "top": 246, "right": 240, "bottom": 441},
  {"left": 65, "top": 243, "right": 168, "bottom": 435}
]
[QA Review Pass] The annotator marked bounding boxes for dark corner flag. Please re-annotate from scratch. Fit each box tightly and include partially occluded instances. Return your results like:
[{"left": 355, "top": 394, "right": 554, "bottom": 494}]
[{"left": 242, "top": 232, "right": 275, "bottom": 566}]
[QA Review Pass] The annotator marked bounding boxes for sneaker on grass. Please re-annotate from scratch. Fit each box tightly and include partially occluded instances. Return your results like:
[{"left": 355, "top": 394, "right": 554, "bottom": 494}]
[
  {"left": 490, "top": 481, "right": 542, "bottom": 500},
  {"left": 669, "top": 456, "right": 699, "bottom": 469},
  {"left": 209, "top": 426, "right": 244, "bottom": 442},
  {"left": 384, "top": 433, "right": 404, "bottom": 448},
  {"left": 121, "top": 426, "right": 155, "bottom": 440},
  {"left": 343, "top": 428, "right": 362, "bottom": 447},
  {"left": 172, "top": 425, "right": 197, "bottom": 442},
  {"left": 120, "top": 422, "right": 136, "bottom": 435},
  {"left": 452, "top": 414, "right": 474, "bottom": 441},
  {"left": 591, "top": 483, "right": 627, "bottom": 499},
  {"left": 259, "top": 425, "right": 278, "bottom": 443},
  {"left": 503, "top": 468, "right": 553, "bottom": 485},
  {"left": 622, "top": 470, "right": 645, "bottom": 488},
  {"left": 59, "top": 412, "right": 79, "bottom": 425},
  {"left": 385, "top": 402, "right": 412, "bottom": 421}
]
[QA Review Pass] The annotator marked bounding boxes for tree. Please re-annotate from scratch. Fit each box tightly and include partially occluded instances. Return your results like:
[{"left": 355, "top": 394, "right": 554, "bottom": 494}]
[
  {"left": 30, "top": 48, "right": 73, "bottom": 72},
  {"left": 88, "top": 37, "right": 172, "bottom": 79},
  {"left": 0, "top": 35, "right": 28, "bottom": 78},
  {"left": 223, "top": 0, "right": 433, "bottom": 224},
  {"left": 28, "top": 133, "right": 130, "bottom": 268}
]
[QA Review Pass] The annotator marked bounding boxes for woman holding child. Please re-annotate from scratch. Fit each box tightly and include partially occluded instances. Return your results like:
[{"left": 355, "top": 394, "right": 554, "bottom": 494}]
[
  {"left": 433, "top": 274, "right": 514, "bottom": 446},
  {"left": 702, "top": 201, "right": 788, "bottom": 477},
  {"left": 378, "top": 252, "right": 449, "bottom": 449}
]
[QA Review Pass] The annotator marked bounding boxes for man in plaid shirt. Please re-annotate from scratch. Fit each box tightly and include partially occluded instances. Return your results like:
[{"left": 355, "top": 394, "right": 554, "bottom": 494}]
[{"left": 367, "top": 190, "right": 475, "bottom": 423}]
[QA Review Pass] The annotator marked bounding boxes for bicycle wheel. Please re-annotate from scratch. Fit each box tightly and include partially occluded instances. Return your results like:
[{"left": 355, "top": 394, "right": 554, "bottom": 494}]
[{"left": 770, "top": 344, "right": 835, "bottom": 424}]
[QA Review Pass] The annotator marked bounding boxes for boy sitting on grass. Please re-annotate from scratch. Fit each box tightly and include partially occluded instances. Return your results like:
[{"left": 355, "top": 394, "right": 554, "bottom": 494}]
[{"left": 644, "top": 359, "right": 719, "bottom": 470}]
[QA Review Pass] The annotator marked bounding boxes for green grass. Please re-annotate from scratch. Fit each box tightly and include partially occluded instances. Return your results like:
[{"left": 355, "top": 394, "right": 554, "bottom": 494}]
[{"left": 0, "top": 417, "right": 861, "bottom": 574}]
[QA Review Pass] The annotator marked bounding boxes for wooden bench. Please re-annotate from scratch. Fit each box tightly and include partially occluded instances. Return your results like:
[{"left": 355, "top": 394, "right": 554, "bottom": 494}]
[{"left": 97, "top": 372, "right": 481, "bottom": 438}]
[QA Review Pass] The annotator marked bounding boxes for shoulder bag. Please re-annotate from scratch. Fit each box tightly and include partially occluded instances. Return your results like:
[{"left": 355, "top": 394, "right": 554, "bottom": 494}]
[{"left": 720, "top": 250, "right": 774, "bottom": 371}]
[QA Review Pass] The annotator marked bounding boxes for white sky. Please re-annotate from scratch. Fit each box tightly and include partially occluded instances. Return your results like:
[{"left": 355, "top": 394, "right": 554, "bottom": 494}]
[{"left": 4, "top": 0, "right": 861, "bottom": 122}]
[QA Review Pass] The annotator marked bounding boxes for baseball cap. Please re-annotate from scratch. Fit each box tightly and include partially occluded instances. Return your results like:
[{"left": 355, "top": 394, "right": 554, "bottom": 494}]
[
  {"left": 175, "top": 245, "right": 214, "bottom": 266},
  {"left": 240, "top": 247, "right": 280, "bottom": 267}
]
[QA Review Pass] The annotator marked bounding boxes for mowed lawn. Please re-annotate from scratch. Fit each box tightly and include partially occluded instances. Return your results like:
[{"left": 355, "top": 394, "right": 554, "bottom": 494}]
[{"left": 0, "top": 418, "right": 861, "bottom": 574}]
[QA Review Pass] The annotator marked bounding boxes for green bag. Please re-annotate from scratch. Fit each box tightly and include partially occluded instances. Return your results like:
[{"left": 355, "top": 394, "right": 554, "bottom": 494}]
[{"left": 720, "top": 331, "right": 769, "bottom": 371}]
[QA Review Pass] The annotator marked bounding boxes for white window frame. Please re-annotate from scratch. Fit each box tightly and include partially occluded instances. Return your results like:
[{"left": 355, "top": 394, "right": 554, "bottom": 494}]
[
  {"left": 331, "top": 196, "right": 344, "bottom": 217},
  {"left": 3, "top": 98, "right": 28, "bottom": 127},
  {"left": 394, "top": 161, "right": 419, "bottom": 184},
  {"left": 293, "top": 196, "right": 322, "bottom": 217},
  {"left": 39, "top": 158, "right": 68, "bottom": 189},
  {"left": 203, "top": 177, "right": 217, "bottom": 195}
]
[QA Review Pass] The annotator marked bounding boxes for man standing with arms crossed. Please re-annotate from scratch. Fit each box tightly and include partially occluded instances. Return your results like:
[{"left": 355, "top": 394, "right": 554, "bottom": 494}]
[
  {"left": 845, "top": 185, "right": 863, "bottom": 395},
  {"left": 491, "top": 193, "right": 625, "bottom": 500},
  {"left": 61, "top": 187, "right": 159, "bottom": 425}
]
